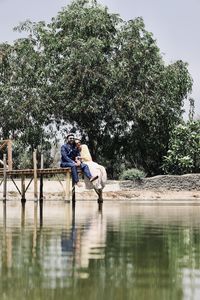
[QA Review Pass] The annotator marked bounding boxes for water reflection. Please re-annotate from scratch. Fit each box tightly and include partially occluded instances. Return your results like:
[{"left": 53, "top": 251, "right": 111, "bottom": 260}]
[
  {"left": 1, "top": 202, "right": 200, "bottom": 299},
  {"left": 21, "top": 202, "right": 25, "bottom": 227},
  {"left": 39, "top": 201, "right": 43, "bottom": 228}
]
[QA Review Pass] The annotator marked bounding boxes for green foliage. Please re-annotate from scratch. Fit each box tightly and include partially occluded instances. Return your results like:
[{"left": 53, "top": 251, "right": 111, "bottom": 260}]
[
  {"left": 0, "top": 0, "right": 193, "bottom": 175},
  {"left": 162, "top": 121, "right": 200, "bottom": 174},
  {"left": 11, "top": 138, "right": 53, "bottom": 169},
  {"left": 12, "top": 140, "right": 33, "bottom": 169},
  {"left": 120, "top": 168, "right": 146, "bottom": 181}
]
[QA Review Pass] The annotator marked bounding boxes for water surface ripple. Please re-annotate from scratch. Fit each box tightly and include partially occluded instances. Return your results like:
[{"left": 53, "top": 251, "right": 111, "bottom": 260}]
[{"left": 0, "top": 201, "right": 200, "bottom": 300}]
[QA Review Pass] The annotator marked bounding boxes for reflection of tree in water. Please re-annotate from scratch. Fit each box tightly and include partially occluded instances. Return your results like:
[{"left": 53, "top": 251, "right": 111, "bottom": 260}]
[
  {"left": 95, "top": 220, "right": 200, "bottom": 300},
  {"left": 61, "top": 206, "right": 107, "bottom": 279},
  {"left": 1, "top": 204, "right": 200, "bottom": 299}
]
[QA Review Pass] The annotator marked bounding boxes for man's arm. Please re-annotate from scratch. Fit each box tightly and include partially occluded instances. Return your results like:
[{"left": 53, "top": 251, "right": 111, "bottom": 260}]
[{"left": 61, "top": 145, "right": 76, "bottom": 165}]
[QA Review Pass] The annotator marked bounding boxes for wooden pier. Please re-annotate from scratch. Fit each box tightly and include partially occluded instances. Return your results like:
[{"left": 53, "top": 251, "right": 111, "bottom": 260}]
[
  {"left": 0, "top": 140, "right": 103, "bottom": 204},
  {"left": 0, "top": 142, "right": 76, "bottom": 203},
  {"left": 0, "top": 165, "right": 76, "bottom": 203}
]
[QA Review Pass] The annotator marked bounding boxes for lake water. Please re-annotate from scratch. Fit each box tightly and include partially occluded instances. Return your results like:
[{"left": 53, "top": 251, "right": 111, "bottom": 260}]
[{"left": 1, "top": 201, "right": 200, "bottom": 300}]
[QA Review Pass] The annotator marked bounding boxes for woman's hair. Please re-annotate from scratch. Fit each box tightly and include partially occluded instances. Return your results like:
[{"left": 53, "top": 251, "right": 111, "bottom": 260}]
[{"left": 75, "top": 139, "right": 81, "bottom": 145}]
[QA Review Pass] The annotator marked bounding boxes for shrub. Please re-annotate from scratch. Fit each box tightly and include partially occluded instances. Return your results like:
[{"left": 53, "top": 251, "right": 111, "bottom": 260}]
[
  {"left": 120, "top": 168, "right": 146, "bottom": 181},
  {"left": 162, "top": 120, "right": 200, "bottom": 174}
]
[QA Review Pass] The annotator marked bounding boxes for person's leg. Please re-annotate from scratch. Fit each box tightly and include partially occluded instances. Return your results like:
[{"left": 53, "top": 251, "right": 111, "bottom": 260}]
[
  {"left": 80, "top": 163, "right": 92, "bottom": 178},
  {"left": 61, "top": 162, "right": 79, "bottom": 184},
  {"left": 71, "top": 166, "right": 79, "bottom": 184},
  {"left": 81, "top": 163, "right": 98, "bottom": 182}
]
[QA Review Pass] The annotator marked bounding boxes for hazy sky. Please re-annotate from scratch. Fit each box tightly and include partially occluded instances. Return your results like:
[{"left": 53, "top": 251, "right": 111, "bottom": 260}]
[{"left": 0, "top": 0, "right": 199, "bottom": 116}]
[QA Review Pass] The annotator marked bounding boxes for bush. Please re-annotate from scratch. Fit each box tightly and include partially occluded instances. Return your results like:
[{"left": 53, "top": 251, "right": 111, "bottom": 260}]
[
  {"left": 162, "top": 121, "right": 200, "bottom": 174},
  {"left": 120, "top": 168, "right": 146, "bottom": 181}
]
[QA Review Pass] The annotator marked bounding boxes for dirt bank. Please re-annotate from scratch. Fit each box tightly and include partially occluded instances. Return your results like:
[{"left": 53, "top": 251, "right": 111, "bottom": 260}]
[{"left": 0, "top": 178, "right": 200, "bottom": 201}]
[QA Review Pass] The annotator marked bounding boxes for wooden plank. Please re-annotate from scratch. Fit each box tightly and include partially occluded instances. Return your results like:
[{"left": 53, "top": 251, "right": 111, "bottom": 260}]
[
  {"left": 72, "top": 182, "right": 76, "bottom": 204},
  {"left": 0, "top": 140, "right": 13, "bottom": 171},
  {"left": 7, "top": 140, "right": 12, "bottom": 171},
  {"left": 0, "top": 141, "right": 7, "bottom": 150},
  {"left": 0, "top": 166, "right": 84, "bottom": 202},
  {"left": 38, "top": 168, "right": 71, "bottom": 175},
  {"left": 21, "top": 175, "right": 26, "bottom": 203},
  {"left": 65, "top": 171, "right": 71, "bottom": 202},
  {"left": 0, "top": 167, "right": 72, "bottom": 176},
  {"left": 3, "top": 154, "right": 7, "bottom": 202},
  {"left": 33, "top": 150, "right": 38, "bottom": 202},
  {"left": 39, "top": 153, "right": 44, "bottom": 202},
  {"left": 10, "top": 177, "right": 21, "bottom": 195}
]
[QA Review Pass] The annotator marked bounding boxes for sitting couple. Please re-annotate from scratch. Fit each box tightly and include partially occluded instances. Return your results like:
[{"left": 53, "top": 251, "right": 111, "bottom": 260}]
[{"left": 60, "top": 133, "right": 107, "bottom": 193}]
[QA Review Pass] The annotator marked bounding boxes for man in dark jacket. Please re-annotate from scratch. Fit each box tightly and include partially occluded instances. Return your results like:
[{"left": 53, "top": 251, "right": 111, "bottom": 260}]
[{"left": 60, "top": 133, "right": 97, "bottom": 186}]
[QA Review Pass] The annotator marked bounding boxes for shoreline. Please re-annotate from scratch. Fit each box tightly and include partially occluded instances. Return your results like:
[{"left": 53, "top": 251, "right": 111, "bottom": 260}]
[{"left": 0, "top": 179, "right": 200, "bottom": 201}]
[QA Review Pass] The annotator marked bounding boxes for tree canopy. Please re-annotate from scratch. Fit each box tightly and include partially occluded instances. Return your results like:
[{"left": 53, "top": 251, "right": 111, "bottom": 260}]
[{"left": 0, "top": 0, "right": 193, "bottom": 175}]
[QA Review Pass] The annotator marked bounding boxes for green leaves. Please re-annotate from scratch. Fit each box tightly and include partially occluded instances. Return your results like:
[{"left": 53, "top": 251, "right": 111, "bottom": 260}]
[
  {"left": 120, "top": 168, "right": 146, "bottom": 181},
  {"left": 162, "top": 121, "right": 200, "bottom": 174},
  {"left": 0, "top": 0, "right": 194, "bottom": 176}
]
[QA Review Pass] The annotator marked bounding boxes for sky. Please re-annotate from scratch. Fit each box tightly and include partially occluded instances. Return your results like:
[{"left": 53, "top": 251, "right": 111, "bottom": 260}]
[{"left": 0, "top": 0, "right": 199, "bottom": 117}]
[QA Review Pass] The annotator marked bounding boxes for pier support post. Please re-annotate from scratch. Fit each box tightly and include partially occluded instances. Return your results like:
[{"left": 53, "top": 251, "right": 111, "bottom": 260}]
[
  {"left": 3, "top": 202, "right": 6, "bottom": 228},
  {"left": 7, "top": 140, "right": 12, "bottom": 171},
  {"left": 65, "top": 171, "right": 71, "bottom": 202},
  {"left": 3, "top": 154, "right": 7, "bottom": 203},
  {"left": 39, "top": 201, "right": 43, "bottom": 227},
  {"left": 39, "top": 153, "right": 44, "bottom": 202},
  {"left": 33, "top": 149, "right": 38, "bottom": 202},
  {"left": 21, "top": 175, "right": 26, "bottom": 203},
  {"left": 21, "top": 202, "right": 25, "bottom": 227},
  {"left": 72, "top": 182, "right": 76, "bottom": 204}
]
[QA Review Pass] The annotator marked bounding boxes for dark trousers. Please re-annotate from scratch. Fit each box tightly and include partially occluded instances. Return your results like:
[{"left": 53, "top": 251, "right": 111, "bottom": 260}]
[{"left": 61, "top": 162, "right": 92, "bottom": 183}]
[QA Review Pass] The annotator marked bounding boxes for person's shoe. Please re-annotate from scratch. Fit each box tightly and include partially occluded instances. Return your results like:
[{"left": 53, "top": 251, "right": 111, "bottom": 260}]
[
  {"left": 76, "top": 182, "right": 83, "bottom": 188},
  {"left": 90, "top": 175, "right": 98, "bottom": 182}
]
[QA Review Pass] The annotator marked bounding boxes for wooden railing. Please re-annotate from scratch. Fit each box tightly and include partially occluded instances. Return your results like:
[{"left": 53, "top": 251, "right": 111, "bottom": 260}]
[{"left": 0, "top": 139, "right": 12, "bottom": 171}]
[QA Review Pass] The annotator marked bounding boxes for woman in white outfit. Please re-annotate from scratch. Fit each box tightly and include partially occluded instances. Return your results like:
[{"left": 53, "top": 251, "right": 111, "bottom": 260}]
[{"left": 75, "top": 139, "right": 107, "bottom": 201}]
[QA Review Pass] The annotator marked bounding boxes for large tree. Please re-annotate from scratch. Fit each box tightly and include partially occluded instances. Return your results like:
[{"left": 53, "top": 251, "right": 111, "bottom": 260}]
[{"left": 0, "top": 0, "right": 193, "bottom": 175}]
